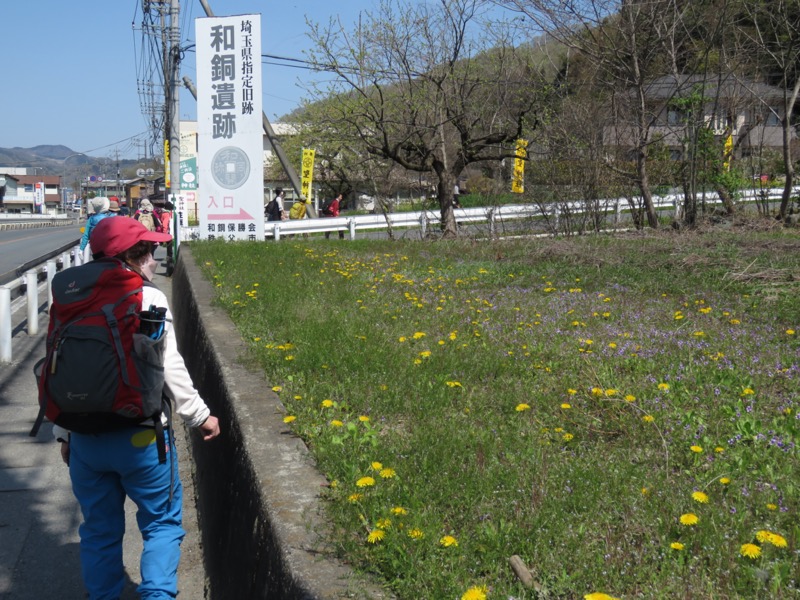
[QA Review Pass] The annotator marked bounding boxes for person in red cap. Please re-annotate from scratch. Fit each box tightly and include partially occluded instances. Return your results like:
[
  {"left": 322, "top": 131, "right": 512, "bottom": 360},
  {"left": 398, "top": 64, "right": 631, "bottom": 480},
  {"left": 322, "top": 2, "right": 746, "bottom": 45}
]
[{"left": 54, "top": 216, "right": 220, "bottom": 599}]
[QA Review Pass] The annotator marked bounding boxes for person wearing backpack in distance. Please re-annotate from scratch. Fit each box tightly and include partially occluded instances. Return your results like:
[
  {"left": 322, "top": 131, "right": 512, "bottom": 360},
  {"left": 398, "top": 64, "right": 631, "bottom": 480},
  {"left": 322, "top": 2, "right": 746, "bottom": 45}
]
[
  {"left": 134, "top": 198, "right": 162, "bottom": 233},
  {"left": 265, "top": 187, "right": 286, "bottom": 222},
  {"left": 48, "top": 216, "right": 220, "bottom": 600},
  {"left": 79, "top": 197, "right": 117, "bottom": 262}
]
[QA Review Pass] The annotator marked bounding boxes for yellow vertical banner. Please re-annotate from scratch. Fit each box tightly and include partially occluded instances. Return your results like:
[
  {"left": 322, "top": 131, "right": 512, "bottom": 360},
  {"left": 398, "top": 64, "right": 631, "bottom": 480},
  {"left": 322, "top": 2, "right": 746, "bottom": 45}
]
[
  {"left": 300, "top": 148, "right": 315, "bottom": 200},
  {"left": 722, "top": 133, "right": 733, "bottom": 171},
  {"left": 511, "top": 139, "right": 527, "bottom": 194},
  {"left": 164, "top": 139, "right": 170, "bottom": 189}
]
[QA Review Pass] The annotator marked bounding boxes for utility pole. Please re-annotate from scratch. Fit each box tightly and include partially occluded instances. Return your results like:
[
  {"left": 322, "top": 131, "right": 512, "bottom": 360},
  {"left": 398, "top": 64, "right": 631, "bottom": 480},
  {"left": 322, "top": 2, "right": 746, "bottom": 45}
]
[{"left": 168, "top": 0, "right": 180, "bottom": 211}]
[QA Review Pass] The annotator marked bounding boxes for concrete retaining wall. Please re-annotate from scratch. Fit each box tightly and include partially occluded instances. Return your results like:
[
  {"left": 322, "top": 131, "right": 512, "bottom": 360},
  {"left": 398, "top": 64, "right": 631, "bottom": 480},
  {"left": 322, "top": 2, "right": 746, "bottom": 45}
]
[{"left": 171, "top": 246, "right": 390, "bottom": 600}]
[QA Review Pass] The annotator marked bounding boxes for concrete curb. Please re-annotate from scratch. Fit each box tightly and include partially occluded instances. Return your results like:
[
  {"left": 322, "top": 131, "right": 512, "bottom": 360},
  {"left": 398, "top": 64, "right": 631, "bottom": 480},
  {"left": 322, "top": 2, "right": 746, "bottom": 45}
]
[{"left": 171, "top": 246, "right": 391, "bottom": 600}]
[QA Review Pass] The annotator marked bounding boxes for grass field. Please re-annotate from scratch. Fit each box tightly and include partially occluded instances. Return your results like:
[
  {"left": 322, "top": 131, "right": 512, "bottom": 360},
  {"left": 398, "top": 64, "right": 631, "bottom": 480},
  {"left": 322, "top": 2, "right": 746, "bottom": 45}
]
[{"left": 191, "top": 224, "right": 800, "bottom": 600}]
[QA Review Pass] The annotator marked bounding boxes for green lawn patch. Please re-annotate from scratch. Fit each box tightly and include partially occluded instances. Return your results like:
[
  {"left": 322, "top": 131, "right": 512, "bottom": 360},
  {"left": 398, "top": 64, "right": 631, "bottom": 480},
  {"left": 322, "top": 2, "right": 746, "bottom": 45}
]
[{"left": 191, "top": 230, "right": 800, "bottom": 600}]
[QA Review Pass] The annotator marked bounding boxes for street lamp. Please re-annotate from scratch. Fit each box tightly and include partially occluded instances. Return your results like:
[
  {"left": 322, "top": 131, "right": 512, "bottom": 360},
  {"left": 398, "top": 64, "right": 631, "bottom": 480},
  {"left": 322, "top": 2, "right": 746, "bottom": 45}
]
[{"left": 62, "top": 153, "right": 86, "bottom": 212}]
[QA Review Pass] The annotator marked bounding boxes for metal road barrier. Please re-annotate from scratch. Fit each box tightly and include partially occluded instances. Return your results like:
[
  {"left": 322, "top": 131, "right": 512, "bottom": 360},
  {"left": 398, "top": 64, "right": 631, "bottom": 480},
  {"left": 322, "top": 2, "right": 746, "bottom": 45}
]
[
  {"left": 0, "top": 242, "right": 84, "bottom": 363},
  {"left": 178, "top": 186, "right": 794, "bottom": 241}
]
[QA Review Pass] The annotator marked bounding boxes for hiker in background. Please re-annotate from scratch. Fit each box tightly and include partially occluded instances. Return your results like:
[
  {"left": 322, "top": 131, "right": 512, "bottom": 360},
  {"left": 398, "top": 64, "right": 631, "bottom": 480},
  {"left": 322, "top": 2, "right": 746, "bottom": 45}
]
[
  {"left": 322, "top": 193, "right": 345, "bottom": 239},
  {"left": 108, "top": 199, "right": 121, "bottom": 215},
  {"left": 134, "top": 199, "right": 162, "bottom": 232},
  {"left": 53, "top": 216, "right": 221, "bottom": 599},
  {"left": 79, "top": 197, "right": 116, "bottom": 262},
  {"left": 289, "top": 197, "right": 311, "bottom": 238},
  {"left": 265, "top": 188, "right": 286, "bottom": 221}
]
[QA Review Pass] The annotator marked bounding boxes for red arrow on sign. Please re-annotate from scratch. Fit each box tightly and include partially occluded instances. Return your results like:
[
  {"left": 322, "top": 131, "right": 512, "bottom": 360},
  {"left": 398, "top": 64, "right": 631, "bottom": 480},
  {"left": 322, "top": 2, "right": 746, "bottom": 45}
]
[{"left": 208, "top": 208, "right": 255, "bottom": 220}]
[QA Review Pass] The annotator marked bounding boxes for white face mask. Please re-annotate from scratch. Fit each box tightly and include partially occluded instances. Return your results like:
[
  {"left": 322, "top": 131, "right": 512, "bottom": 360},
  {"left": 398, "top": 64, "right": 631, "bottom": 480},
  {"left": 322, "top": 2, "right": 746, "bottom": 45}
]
[{"left": 139, "top": 251, "right": 158, "bottom": 281}]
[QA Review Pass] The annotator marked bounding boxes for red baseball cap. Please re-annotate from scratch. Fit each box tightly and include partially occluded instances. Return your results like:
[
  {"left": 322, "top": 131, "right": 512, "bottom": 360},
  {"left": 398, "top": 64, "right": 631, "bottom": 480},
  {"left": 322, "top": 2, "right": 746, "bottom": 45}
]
[{"left": 90, "top": 216, "right": 172, "bottom": 257}]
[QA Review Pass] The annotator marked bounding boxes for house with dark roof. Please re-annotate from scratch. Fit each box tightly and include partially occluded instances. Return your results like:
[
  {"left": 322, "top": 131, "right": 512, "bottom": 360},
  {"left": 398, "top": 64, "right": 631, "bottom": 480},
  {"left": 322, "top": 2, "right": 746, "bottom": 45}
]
[{"left": 606, "top": 74, "right": 793, "bottom": 161}]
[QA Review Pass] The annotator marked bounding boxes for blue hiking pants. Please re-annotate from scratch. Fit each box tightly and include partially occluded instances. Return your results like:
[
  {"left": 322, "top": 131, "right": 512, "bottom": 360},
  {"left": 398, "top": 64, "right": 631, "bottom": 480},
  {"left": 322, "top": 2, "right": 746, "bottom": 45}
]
[{"left": 69, "top": 428, "right": 184, "bottom": 600}]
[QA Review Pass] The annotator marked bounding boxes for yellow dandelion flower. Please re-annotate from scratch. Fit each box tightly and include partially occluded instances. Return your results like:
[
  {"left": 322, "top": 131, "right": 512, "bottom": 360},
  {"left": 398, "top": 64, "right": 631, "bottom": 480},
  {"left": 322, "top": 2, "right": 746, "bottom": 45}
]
[
  {"left": 714, "top": 446, "right": 725, "bottom": 453},
  {"left": 413, "top": 358, "right": 422, "bottom": 365},
  {"left": 690, "top": 445, "right": 703, "bottom": 453},
  {"left": 756, "top": 530, "right": 772, "bottom": 543},
  {"left": 719, "top": 477, "right": 731, "bottom": 485},
  {"left": 321, "top": 399, "right": 334, "bottom": 408},
  {"left": 563, "top": 433, "right": 574, "bottom": 442},
  {"left": 658, "top": 383, "right": 670, "bottom": 391},
  {"left": 412, "top": 331, "right": 426, "bottom": 339},
  {"left": 293, "top": 395, "right": 302, "bottom": 400},
  {"left": 641, "top": 487, "right": 649, "bottom": 496},
  {"left": 398, "top": 336, "right": 407, "bottom": 343},
  {"left": 740, "top": 543, "right": 761, "bottom": 559},
  {"left": 642, "top": 415, "right": 655, "bottom": 423},
  {"left": 285, "top": 355, "right": 295, "bottom": 361},
  {"left": 371, "top": 462, "right": 383, "bottom": 470},
  {"left": 446, "top": 381, "right": 462, "bottom": 388},
  {"left": 358, "top": 415, "right": 370, "bottom": 422},
  {"left": 376, "top": 518, "right": 392, "bottom": 529},
  {"left": 585, "top": 594, "right": 620, "bottom": 600},
  {"left": 692, "top": 491, "right": 709, "bottom": 504},
  {"left": 591, "top": 387, "right": 604, "bottom": 397},
  {"left": 680, "top": 513, "right": 699, "bottom": 526},
  {"left": 787, "top": 329, "right": 796, "bottom": 335},
  {"left": 408, "top": 528, "right": 425, "bottom": 540},
  {"left": 347, "top": 493, "right": 363, "bottom": 503},
  {"left": 561, "top": 403, "right": 572, "bottom": 409},
  {"left": 356, "top": 477, "right": 376, "bottom": 488},
  {"left": 766, "top": 531, "right": 789, "bottom": 548},
  {"left": 670, "top": 542, "right": 685, "bottom": 551},
  {"left": 605, "top": 388, "right": 617, "bottom": 396},
  {"left": 625, "top": 395, "right": 636, "bottom": 402},
  {"left": 730, "top": 318, "right": 740, "bottom": 325},
  {"left": 515, "top": 403, "right": 531, "bottom": 412},
  {"left": 439, "top": 535, "right": 459, "bottom": 547},
  {"left": 283, "top": 415, "right": 296, "bottom": 424},
  {"left": 693, "top": 331, "right": 705, "bottom": 337},
  {"left": 567, "top": 388, "right": 577, "bottom": 395},
  {"left": 608, "top": 342, "right": 617, "bottom": 349},
  {"left": 766, "top": 503, "right": 778, "bottom": 511},
  {"left": 461, "top": 586, "right": 488, "bottom": 600},
  {"left": 379, "top": 468, "right": 396, "bottom": 479},
  {"left": 367, "top": 529, "right": 385, "bottom": 544},
  {"left": 272, "top": 386, "right": 283, "bottom": 392},
  {"left": 391, "top": 507, "right": 408, "bottom": 516},
  {"left": 330, "top": 420, "right": 344, "bottom": 427}
]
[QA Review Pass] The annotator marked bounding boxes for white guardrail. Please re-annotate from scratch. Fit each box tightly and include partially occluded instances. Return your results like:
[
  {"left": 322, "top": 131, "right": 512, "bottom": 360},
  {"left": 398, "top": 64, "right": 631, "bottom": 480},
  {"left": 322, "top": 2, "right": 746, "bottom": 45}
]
[
  {"left": 179, "top": 186, "right": 791, "bottom": 241},
  {"left": 0, "top": 244, "right": 85, "bottom": 364}
]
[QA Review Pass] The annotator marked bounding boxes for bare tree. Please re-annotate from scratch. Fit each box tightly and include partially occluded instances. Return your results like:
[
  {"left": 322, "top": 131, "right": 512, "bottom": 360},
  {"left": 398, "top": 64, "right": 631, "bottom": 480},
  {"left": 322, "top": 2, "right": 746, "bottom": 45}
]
[
  {"left": 497, "top": 0, "right": 697, "bottom": 228},
  {"left": 739, "top": 0, "right": 800, "bottom": 220},
  {"left": 305, "top": 0, "right": 544, "bottom": 237}
]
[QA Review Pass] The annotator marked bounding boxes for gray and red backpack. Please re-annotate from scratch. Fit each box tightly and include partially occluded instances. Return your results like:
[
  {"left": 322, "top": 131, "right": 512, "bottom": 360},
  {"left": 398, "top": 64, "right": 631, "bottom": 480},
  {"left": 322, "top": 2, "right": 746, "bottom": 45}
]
[{"left": 30, "top": 258, "right": 169, "bottom": 459}]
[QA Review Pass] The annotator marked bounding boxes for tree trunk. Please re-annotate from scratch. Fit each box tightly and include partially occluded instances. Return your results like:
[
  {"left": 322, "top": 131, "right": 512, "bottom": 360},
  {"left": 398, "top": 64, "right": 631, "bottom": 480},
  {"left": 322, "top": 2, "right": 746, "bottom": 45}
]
[
  {"left": 637, "top": 152, "right": 659, "bottom": 228},
  {"left": 779, "top": 117, "right": 795, "bottom": 219},
  {"left": 437, "top": 172, "right": 458, "bottom": 237}
]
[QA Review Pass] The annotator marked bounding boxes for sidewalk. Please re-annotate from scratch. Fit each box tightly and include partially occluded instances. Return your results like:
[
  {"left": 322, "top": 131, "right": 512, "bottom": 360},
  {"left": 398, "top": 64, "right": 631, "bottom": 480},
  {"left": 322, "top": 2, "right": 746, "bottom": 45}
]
[{"left": 0, "top": 251, "right": 207, "bottom": 599}]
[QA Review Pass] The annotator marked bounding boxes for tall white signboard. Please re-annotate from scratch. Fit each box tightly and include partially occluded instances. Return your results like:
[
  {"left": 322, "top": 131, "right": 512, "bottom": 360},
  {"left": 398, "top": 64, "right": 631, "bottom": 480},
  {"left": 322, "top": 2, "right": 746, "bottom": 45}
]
[{"left": 196, "top": 14, "right": 264, "bottom": 241}]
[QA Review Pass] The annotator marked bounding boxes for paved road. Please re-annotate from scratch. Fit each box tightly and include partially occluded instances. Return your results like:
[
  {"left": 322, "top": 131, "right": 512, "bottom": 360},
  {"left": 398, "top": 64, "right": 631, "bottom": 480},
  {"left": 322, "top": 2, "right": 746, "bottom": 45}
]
[
  {"left": 0, "top": 224, "right": 83, "bottom": 281},
  {"left": 0, "top": 250, "right": 207, "bottom": 599}
]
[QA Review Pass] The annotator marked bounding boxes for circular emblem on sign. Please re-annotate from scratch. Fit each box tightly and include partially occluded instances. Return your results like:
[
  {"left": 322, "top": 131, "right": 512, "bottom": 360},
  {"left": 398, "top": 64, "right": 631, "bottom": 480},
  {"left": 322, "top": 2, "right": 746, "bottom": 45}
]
[{"left": 211, "top": 146, "right": 250, "bottom": 190}]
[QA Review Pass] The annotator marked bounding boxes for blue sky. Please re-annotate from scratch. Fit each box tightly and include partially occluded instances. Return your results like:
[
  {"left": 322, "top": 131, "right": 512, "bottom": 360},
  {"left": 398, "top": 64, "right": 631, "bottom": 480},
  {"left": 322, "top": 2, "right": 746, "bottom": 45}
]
[{"left": 1, "top": 0, "right": 375, "bottom": 160}]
